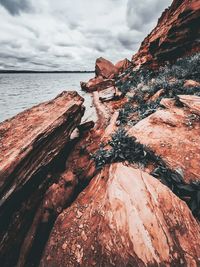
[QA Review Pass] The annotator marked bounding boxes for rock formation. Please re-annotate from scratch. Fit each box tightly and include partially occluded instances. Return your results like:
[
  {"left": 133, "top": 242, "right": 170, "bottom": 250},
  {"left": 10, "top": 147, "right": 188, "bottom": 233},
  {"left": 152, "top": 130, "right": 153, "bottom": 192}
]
[
  {"left": 80, "top": 57, "right": 118, "bottom": 92},
  {"left": 0, "top": 91, "right": 86, "bottom": 267},
  {"left": 129, "top": 95, "right": 200, "bottom": 183},
  {"left": 1, "top": 0, "right": 200, "bottom": 266},
  {"left": 80, "top": 76, "right": 114, "bottom": 92},
  {"left": 184, "top": 79, "right": 200, "bottom": 88},
  {"left": 95, "top": 57, "right": 117, "bottom": 79},
  {"left": 115, "top": 58, "right": 133, "bottom": 74},
  {"left": 81, "top": 57, "right": 132, "bottom": 93},
  {"left": 41, "top": 163, "right": 200, "bottom": 267},
  {"left": 132, "top": 0, "right": 200, "bottom": 67}
]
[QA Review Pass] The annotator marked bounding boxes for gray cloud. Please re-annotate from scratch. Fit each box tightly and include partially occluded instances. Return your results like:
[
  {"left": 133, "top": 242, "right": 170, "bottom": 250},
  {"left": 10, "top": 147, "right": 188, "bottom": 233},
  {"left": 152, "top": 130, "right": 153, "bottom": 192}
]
[
  {"left": 0, "top": 0, "right": 33, "bottom": 15},
  {"left": 30, "top": 61, "right": 59, "bottom": 68},
  {"left": 94, "top": 44, "right": 106, "bottom": 53},
  {"left": 0, "top": 0, "right": 172, "bottom": 71},
  {"left": 118, "top": 30, "right": 144, "bottom": 49},
  {"left": 127, "top": 0, "right": 172, "bottom": 31},
  {"left": 0, "top": 52, "right": 29, "bottom": 62}
]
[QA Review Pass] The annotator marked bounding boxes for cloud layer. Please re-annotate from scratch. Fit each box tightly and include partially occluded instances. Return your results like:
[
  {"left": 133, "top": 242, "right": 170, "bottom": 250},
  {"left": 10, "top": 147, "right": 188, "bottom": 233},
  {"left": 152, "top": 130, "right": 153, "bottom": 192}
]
[
  {"left": 0, "top": 0, "right": 33, "bottom": 15},
  {"left": 127, "top": 0, "right": 172, "bottom": 32},
  {"left": 0, "top": 0, "right": 172, "bottom": 70}
]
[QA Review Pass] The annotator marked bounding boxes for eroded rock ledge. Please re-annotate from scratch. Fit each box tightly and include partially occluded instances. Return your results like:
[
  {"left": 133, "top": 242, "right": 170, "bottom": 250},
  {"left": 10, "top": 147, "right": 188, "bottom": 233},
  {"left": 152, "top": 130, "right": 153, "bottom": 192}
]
[
  {"left": 132, "top": 0, "right": 200, "bottom": 67},
  {"left": 0, "top": 91, "right": 85, "bottom": 267}
]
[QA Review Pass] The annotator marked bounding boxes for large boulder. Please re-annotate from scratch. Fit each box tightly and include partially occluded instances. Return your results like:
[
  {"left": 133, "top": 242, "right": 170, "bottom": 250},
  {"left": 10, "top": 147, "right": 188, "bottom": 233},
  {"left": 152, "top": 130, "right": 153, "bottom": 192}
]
[
  {"left": 40, "top": 163, "right": 200, "bottom": 267},
  {"left": 0, "top": 91, "right": 85, "bottom": 267},
  {"left": 80, "top": 57, "right": 133, "bottom": 93},
  {"left": 129, "top": 95, "right": 200, "bottom": 183},
  {"left": 80, "top": 57, "right": 122, "bottom": 93},
  {"left": 95, "top": 57, "right": 118, "bottom": 79},
  {"left": 115, "top": 58, "right": 133, "bottom": 74}
]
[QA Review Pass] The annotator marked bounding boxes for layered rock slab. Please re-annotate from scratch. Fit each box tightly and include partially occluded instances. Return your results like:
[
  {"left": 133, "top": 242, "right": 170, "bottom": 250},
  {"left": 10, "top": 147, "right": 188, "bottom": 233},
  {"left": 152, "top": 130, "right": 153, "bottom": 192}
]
[
  {"left": 40, "top": 163, "right": 200, "bottom": 267},
  {"left": 80, "top": 76, "right": 114, "bottom": 92},
  {"left": 0, "top": 91, "right": 85, "bottom": 266},
  {"left": 129, "top": 95, "right": 200, "bottom": 183},
  {"left": 133, "top": 0, "right": 200, "bottom": 67}
]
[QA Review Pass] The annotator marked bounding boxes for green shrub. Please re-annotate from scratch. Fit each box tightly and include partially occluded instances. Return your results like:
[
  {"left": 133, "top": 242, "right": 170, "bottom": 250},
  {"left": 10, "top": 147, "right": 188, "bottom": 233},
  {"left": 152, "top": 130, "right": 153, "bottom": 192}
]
[
  {"left": 117, "top": 97, "right": 160, "bottom": 126},
  {"left": 117, "top": 102, "right": 136, "bottom": 124},
  {"left": 91, "top": 128, "right": 158, "bottom": 170},
  {"left": 115, "top": 53, "right": 200, "bottom": 99},
  {"left": 117, "top": 54, "right": 200, "bottom": 125}
]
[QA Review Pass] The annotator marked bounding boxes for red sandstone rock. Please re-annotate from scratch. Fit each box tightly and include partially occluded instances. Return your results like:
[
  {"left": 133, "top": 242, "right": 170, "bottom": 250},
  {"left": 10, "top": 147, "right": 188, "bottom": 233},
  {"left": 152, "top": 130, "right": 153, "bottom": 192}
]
[
  {"left": 16, "top": 121, "right": 95, "bottom": 267},
  {"left": 40, "top": 163, "right": 200, "bottom": 267},
  {"left": 98, "top": 86, "right": 122, "bottom": 102},
  {"left": 184, "top": 79, "right": 200, "bottom": 88},
  {"left": 160, "top": 98, "right": 177, "bottom": 109},
  {"left": 80, "top": 76, "right": 114, "bottom": 92},
  {"left": 129, "top": 95, "right": 200, "bottom": 183},
  {"left": 98, "top": 86, "right": 116, "bottom": 102},
  {"left": 95, "top": 57, "right": 118, "bottom": 79},
  {"left": 43, "top": 174, "right": 75, "bottom": 213},
  {"left": 149, "top": 88, "right": 165, "bottom": 102},
  {"left": 115, "top": 58, "right": 133, "bottom": 74},
  {"left": 178, "top": 94, "right": 200, "bottom": 116},
  {"left": 0, "top": 91, "right": 85, "bottom": 267},
  {"left": 81, "top": 57, "right": 131, "bottom": 93},
  {"left": 133, "top": 0, "right": 200, "bottom": 67}
]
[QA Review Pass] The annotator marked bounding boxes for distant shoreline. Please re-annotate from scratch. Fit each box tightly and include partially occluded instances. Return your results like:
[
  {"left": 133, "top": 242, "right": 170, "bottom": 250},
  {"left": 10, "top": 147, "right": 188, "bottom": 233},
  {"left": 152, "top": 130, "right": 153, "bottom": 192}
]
[{"left": 0, "top": 70, "right": 94, "bottom": 74}]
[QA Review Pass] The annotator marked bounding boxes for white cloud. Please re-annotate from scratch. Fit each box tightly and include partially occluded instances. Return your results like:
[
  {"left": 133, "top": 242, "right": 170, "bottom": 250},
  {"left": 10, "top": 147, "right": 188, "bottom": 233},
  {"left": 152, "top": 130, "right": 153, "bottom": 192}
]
[{"left": 0, "top": 0, "right": 172, "bottom": 70}]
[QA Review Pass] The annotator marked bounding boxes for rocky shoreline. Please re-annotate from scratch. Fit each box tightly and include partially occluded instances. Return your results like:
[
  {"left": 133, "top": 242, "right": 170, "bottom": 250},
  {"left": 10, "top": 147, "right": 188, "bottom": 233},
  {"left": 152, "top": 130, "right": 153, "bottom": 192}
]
[{"left": 0, "top": 0, "right": 200, "bottom": 266}]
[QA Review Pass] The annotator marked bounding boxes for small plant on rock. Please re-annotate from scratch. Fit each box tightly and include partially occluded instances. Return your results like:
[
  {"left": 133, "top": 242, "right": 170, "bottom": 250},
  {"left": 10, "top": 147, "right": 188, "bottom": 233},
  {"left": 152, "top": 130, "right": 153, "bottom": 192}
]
[
  {"left": 91, "top": 144, "right": 112, "bottom": 170},
  {"left": 92, "top": 128, "right": 157, "bottom": 170}
]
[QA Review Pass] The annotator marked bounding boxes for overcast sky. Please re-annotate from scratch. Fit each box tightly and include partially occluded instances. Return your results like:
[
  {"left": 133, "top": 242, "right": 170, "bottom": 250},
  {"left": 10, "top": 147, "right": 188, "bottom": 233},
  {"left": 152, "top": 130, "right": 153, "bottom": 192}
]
[{"left": 0, "top": 0, "right": 172, "bottom": 71}]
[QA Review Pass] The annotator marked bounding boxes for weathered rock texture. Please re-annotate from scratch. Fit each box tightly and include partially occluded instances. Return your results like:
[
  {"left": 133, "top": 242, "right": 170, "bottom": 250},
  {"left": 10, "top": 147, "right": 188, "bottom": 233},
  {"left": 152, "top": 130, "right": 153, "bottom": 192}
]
[
  {"left": 0, "top": 91, "right": 85, "bottom": 267},
  {"left": 1, "top": 1, "right": 200, "bottom": 266},
  {"left": 80, "top": 57, "right": 118, "bottom": 93},
  {"left": 133, "top": 0, "right": 200, "bottom": 67},
  {"left": 81, "top": 58, "right": 133, "bottom": 93},
  {"left": 184, "top": 79, "right": 200, "bottom": 88},
  {"left": 41, "top": 163, "right": 200, "bottom": 267},
  {"left": 80, "top": 76, "right": 114, "bottom": 92},
  {"left": 95, "top": 57, "right": 117, "bottom": 79},
  {"left": 129, "top": 95, "right": 200, "bottom": 183},
  {"left": 99, "top": 86, "right": 122, "bottom": 102},
  {"left": 115, "top": 58, "right": 133, "bottom": 74}
]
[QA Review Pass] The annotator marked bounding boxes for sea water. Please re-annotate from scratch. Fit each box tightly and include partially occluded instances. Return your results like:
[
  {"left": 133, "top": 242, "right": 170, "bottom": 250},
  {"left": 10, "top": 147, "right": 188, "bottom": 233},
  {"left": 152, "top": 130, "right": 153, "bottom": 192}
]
[{"left": 0, "top": 72, "right": 97, "bottom": 123}]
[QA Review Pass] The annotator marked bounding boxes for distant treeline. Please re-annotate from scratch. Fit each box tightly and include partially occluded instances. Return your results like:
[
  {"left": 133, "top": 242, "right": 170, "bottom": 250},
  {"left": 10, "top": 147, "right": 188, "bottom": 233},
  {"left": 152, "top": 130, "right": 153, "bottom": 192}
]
[{"left": 0, "top": 70, "right": 94, "bottom": 74}]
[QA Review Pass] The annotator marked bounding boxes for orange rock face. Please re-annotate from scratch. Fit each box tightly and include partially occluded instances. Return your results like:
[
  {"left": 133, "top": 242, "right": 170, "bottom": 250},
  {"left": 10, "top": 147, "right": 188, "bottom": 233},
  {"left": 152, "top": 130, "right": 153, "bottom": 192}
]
[
  {"left": 80, "top": 76, "right": 114, "bottom": 92},
  {"left": 95, "top": 57, "right": 118, "bottom": 79},
  {"left": 41, "top": 163, "right": 200, "bottom": 267},
  {"left": 129, "top": 95, "right": 200, "bottom": 183},
  {"left": 115, "top": 58, "right": 133, "bottom": 74},
  {"left": 133, "top": 0, "right": 200, "bottom": 67},
  {"left": 0, "top": 91, "right": 85, "bottom": 267},
  {"left": 184, "top": 79, "right": 200, "bottom": 88}
]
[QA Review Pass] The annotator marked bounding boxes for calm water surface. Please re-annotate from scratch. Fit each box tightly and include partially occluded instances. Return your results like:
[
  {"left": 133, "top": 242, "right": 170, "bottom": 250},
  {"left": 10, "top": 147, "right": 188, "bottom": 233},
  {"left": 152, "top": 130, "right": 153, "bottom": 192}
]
[{"left": 0, "top": 73, "right": 96, "bottom": 123}]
